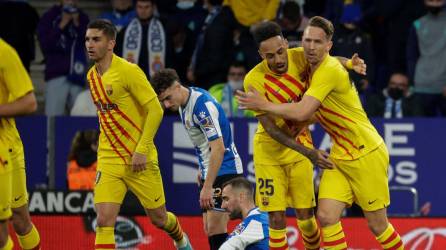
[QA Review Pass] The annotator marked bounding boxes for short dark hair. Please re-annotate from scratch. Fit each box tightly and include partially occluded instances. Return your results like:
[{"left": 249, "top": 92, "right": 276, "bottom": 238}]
[
  {"left": 307, "top": 16, "right": 334, "bottom": 41},
  {"left": 136, "top": 0, "right": 155, "bottom": 4},
  {"left": 282, "top": 1, "right": 302, "bottom": 23},
  {"left": 87, "top": 19, "right": 117, "bottom": 40},
  {"left": 252, "top": 21, "right": 283, "bottom": 46},
  {"left": 229, "top": 61, "right": 247, "bottom": 70},
  {"left": 222, "top": 177, "right": 254, "bottom": 198},
  {"left": 151, "top": 68, "right": 180, "bottom": 95}
]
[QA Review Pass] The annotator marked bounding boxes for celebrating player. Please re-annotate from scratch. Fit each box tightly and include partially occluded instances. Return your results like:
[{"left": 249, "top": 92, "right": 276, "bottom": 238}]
[
  {"left": 237, "top": 16, "right": 404, "bottom": 250},
  {"left": 0, "top": 38, "right": 41, "bottom": 250},
  {"left": 85, "top": 20, "right": 192, "bottom": 250},
  {"left": 151, "top": 68, "right": 244, "bottom": 250}
]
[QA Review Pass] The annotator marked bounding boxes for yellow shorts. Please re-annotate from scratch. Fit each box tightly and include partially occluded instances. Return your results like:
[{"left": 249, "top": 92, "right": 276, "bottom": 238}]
[
  {"left": 0, "top": 143, "right": 12, "bottom": 220},
  {"left": 94, "top": 160, "right": 166, "bottom": 209},
  {"left": 255, "top": 158, "right": 316, "bottom": 211},
  {"left": 9, "top": 143, "right": 29, "bottom": 208},
  {"left": 319, "top": 143, "right": 390, "bottom": 211}
]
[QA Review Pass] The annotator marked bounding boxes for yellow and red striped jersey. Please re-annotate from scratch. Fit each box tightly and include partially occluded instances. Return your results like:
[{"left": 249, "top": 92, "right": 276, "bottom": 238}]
[
  {"left": 305, "top": 55, "right": 383, "bottom": 160},
  {"left": 244, "top": 47, "right": 313, "bottom": 165},
  {"left": 87, "top": 54, "right": 158, "bottom": 165},
  {"left": 0, "top": 38, "right": 33, "bottom": 147}
]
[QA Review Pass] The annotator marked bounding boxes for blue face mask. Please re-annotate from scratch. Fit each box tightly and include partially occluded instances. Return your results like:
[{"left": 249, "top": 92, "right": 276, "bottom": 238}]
[{"left": 176, "top": 1, "right": 194, "bottom": 10}]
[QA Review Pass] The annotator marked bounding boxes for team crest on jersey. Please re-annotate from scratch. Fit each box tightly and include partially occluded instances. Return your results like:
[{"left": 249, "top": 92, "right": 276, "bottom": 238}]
[
  {"left": 262, "top": 197, "right": 269, "bottom": 206},
  {"left": 105, "top": 84, "right": 113, "bottom": 96}
]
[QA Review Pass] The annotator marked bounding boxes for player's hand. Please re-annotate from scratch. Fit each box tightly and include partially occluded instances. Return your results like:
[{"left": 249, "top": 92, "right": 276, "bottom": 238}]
[
  {"left": 131, "top": 152, "right": 147, "bottom": 173},
  {"left": 307, "top": 149, "right": 334, "bottom": 169},
  {"left": 235, "top": 87, "right": 268, "bottom": 111},
  {"left": 351, "top": 53, "right": 367, "bottom": 75},
  {"left": 200, "top": 185, "right": 214, "bottom": 210}
]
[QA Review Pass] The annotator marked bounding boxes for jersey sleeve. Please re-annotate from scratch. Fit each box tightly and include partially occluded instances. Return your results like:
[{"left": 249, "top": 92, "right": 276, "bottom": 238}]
[
  {"left": 219, "top": 220, "right": 265, "bottom": 250},
  {"left": 125, "top": 63, "right": 157, "bottom": 106},
  {"left": 193, "top": 97, "right": 223, "bottom": 142},
  {"left": 304, "top": 64, "right": 339, "bottom": 103},
  {"left": 243, "top": 71, "right": 267, "bottom": 116},
  {"left": 1, "top": 44, "right": 34, "bottom": 101}
]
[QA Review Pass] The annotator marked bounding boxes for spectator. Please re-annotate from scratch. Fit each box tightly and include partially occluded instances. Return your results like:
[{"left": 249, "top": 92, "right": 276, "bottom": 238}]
[
  {"left": 116, "top": 0, "right": 173, "bottom": 78},
  {"left": 278, "top": 1, "right": 308, "bottom": 48},
  {"left": 188, "top": 0, "right": 238, "bottom": 89},
  {"left": 98, "top": 0, "right": 136, "bottom": 32},
  {"left": 331, "top": 2, "right": 375, "bottom": 95},
  {"left": 209, "top": 61, "right": 254, "bottom": 117},
  {"left": 172, "top": 0, "right": 207, "bottom": 40},
  {"left": 407, "top": 0, "right": 446, "bottom": 116},
  {"left": 37, "top": 0, "right": 89, "bottom": 116},
  {"left": 365, "top": 72, "right": 424, "bottom": 118},
  {"left": 67, "top": 129, "right": 99, "bottom": 190},
  {"left": 70, "top": 89, "right": 96, "bottom": 116},
  {"left": 223, "top": 0, "right": 280, "bottom": 27},
  {"left": 0, "top": 0, "right": 39, "bottom": 71}
]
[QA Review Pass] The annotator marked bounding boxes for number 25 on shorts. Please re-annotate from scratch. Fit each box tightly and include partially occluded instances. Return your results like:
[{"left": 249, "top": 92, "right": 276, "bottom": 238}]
[{"left": 258, "top": 178, "right": 274, "bottom": 196}]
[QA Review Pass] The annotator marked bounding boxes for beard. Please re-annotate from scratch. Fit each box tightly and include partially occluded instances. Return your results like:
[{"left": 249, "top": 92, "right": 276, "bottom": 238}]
[{"left": 229, "top": 210, "right": 243, "bottom": 220}]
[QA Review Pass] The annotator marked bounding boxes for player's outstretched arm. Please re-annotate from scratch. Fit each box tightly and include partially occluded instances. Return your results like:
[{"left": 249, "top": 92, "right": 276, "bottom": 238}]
[
  {"left": 0, "top": 91, "right": 37, "bottom": 117},
  {"left": 258, "top": 115, "right": 333, "bottom": 169},
  {"left": 236, "top": 87, "right": 319, "bottom": 122},
  {"left": 335, "top": 53, "right": 367, "bottom": 75},
  {"left": 132, "top": 97, "right": 164, "bottom": 172}
]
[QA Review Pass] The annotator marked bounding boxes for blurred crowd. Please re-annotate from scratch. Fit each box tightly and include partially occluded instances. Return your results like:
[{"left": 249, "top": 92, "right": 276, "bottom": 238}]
[{"left": 1, "top": 0, "right": 446, "bottom": 118}]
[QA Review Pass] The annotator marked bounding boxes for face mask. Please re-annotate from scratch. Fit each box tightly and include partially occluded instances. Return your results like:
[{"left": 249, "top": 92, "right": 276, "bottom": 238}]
[
  {"left": 228, "top": 80, "right": 243, "bottom": 91},
  {"left": 177, "top": 1, "right": 194, "bottom": 10},
  {"left": 388, "top": 87, "right": 404, "bottom": 100},
  {"left": 427, "top": 6, "right": 443, "bottom": 15}
]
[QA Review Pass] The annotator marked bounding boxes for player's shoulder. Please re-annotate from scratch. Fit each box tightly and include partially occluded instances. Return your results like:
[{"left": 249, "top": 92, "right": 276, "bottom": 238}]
[
  {"left": 245, "top": 63, "right": 267, "bottom": 87},
  {"left": 317, "top": 55, "right": 345, "bottom": 76},
  {"left": 0, "top": 39, "right": 19, "bottom": 64},
  {"left": 112, "top": 54, "right": 137, "bottom": 72}
]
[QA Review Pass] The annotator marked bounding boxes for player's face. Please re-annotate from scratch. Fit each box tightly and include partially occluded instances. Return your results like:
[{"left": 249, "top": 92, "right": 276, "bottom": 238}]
[
  {"left": 302, "top": 26, "right": 332, "bottom": 65},
  {"left": 259, "top": 36, "right": 289, "bottom": 74},
  {"left": 221, "top": 186, "right": 243, "bottom": 220},
  {"left": 158, "top": 82, "right": 182, "bottom": 112},
  {"left": 136, "top": 1, "right": 154, "bottom": 21},
  {"left": 85, "top": 29, "right": 115, "bottom": 62}
]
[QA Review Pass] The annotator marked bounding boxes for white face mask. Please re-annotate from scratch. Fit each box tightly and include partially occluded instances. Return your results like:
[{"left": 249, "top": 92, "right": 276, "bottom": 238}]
[
  {"left": 176, "top": 1, "right": 194, "bottom": 10},
  {"left": 228, "top": 80, "right": 244, "bottom": 91}
]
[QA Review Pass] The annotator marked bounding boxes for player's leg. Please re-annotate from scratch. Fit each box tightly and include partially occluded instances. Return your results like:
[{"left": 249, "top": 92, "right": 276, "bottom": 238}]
[
  {"left": 255, "top": 163, "right": 289, "bottom": 250},
  {"left": 204, "top": 210, "right": 228, "bottom": 250},
  {"left": 9, "top": 144, "right": 40, "bottom": 250},
  {"left": 94, "top": 166, "right": 127, "bottom": 250},
  {"left": 288, "top": 160, "right": 321, "bottom": 250},
  {"left": 317, "top": 166, "right": 352, "bottom": 249},
  {"left": 350, "top": 144, "right": 404, "bottom": 249},
  {"left": 0, "top": 150, "right": 13, "bottom": 250},
  {"left": 127, "top": 162, "right": 192, "bottom": 249}
]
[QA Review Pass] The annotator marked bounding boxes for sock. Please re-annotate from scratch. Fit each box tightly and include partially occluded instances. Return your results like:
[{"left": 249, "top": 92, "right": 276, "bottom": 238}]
[
  {"left": 322, "top": 222, "right": 347, "bottom": 249},
  {"left": 269, "top": 227, "right": 289, "bottom": 250},
  {"left": 208, "top": 233, "right": 228, "bottom": 250},
  {"left": 17, "top": 224, "right": 40, "bottom": 250},
  {"left": 297, "top": 217, "right": 321, "bottom": 250},
  {"left": 376, "top": 223, "right": 404, "bottom": 250},
  {"left": 0, "top": 236, "right": 13, "bottom": 250},
  {"left": 95, "top": 227, "right": 115, "bottom": 249},
  {"left": 163, "top": 212, "right": 186, "bottom": 246}
]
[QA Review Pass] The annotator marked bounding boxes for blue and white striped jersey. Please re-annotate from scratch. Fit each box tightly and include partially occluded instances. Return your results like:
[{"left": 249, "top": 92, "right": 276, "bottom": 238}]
[
  {"left": 179, "top": 87, "right": 243, "bottom": 179},
  {"left": 219, "top": 207, "right": 269, "bottom": 250}
]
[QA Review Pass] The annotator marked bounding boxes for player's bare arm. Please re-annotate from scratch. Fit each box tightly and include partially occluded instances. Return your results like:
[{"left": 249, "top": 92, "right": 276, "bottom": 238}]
[
  {"left": 0, "top": 91, "right": 37, "bottom": 117},
  {"left": 335, "top": 53, "right": 367, "bottom": 75},
  {"left": 258, "top": 114, "right": 333, "bottom": 169},
  {"left": 200, "top": 137, "right": 225, "bottom": 210},
  {"left": 132, "top": 97, "right": 163, "bottom": 172}
]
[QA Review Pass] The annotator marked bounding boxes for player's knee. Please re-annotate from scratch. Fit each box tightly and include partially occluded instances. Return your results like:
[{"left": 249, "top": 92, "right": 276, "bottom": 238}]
[
  {"left": 11, "top": 211, "right": 32, "bottom": 235},
  {"left": 317, "top": 209, "right": 338, "bottom": 227},
  {"left": 366, "top": 218, "right": 388, "bottom": 236},
  {"left": 268, "top": 211, "right": 286, "bottom": 229}
]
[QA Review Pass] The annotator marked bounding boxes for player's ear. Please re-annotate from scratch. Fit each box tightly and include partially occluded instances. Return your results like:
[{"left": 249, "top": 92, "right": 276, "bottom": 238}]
[
  {"left": 327, "top": 40, "right": 333, "bottom": 53},
  {"left": 109, "top": 39, "right": 116, "bottom": 51},
  {"left": 258, "top": 50, "right": 265, "bottom": 60},
  {"left": 284, "top": 38, "right": 289, "bottom": 49}
]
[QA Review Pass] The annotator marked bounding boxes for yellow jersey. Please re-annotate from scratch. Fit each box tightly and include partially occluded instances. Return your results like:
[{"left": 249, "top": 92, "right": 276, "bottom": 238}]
[
  {"left": 87, "top": 54, "right": 158, "bottom": 165},
  {"left": 223, "top": 0, "right": 280, "bottom": 26},
  {"left": 0, "top": 39, "right": 33, "bottom": 146},
  {"left": 305, "top": 55, "right": 383, "bottom": 160},
  {"left": 244, "top": 47, "right": 313, "bottom": 165}
]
